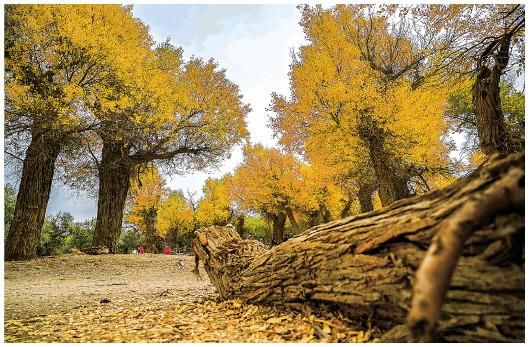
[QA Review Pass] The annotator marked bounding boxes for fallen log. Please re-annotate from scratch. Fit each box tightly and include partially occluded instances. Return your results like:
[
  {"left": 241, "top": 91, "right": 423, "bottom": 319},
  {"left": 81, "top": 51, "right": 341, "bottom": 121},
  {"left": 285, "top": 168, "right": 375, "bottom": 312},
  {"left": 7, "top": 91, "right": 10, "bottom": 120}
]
[{"left": 192, "top": 153, "right": 524, "bottom": 342}]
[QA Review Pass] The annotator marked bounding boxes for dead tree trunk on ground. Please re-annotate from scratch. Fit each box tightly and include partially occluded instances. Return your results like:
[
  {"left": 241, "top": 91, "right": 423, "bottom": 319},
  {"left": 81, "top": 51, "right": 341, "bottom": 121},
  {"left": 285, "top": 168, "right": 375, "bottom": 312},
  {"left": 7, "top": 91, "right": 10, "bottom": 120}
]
[{"left": 192, "top": 153, "right": 524, "bottom": 342}]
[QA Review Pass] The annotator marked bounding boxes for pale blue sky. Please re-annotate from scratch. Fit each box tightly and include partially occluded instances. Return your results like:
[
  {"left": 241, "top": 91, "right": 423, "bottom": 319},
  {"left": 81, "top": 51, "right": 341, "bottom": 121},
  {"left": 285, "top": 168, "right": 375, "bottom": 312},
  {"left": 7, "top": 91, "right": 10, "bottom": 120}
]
[{"left": 42, "top": 4, "right": 307, "bottom": 220}]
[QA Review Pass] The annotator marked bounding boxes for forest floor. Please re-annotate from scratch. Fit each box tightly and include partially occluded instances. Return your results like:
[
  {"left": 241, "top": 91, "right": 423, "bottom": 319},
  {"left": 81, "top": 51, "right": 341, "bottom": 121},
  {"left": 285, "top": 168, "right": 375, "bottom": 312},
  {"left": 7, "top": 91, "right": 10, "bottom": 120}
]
[{"left": 4, "top": 254, "right": 376, "bottom": 342}]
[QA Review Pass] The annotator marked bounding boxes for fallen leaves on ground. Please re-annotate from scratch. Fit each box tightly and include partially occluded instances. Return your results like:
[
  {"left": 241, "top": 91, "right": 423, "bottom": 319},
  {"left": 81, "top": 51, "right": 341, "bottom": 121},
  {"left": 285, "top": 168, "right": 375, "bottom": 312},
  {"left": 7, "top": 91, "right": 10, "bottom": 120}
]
[
  {"left": 5, "top": 297, "right": 377, "bottom": 342},
  {"left": 4, "top": 254, "right": 377, "bottom": 342}
]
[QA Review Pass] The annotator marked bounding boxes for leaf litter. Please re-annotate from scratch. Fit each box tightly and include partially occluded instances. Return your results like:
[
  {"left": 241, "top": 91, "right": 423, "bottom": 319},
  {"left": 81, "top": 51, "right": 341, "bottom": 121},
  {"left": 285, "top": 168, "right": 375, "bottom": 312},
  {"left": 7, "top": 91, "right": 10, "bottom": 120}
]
[{"left": 5, "top": 254, "right": 377, "bottom": 342}]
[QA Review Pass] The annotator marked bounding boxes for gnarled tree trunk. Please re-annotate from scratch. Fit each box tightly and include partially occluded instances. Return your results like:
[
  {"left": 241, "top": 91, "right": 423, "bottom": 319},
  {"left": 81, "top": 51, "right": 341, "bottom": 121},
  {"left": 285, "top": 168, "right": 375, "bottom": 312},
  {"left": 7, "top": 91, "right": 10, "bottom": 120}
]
[
  {"left": 286, "top": 207, "right": 300, "bottom": 232},
  {"left": 473, "top": 35, "right": 514, "bottom": 155},
  {"left": 308, "top": 204, "right": 332, "bottom": 227},
  {"left": 270, "top": 212, "right": 287, "bottom": 246},
  {"left": 143, "top": 207, "right": 159, "bottom": 253},
  {"left": 357, "top": 182, "right": 376, "bottom": 213},
  {"left": 5, "top": 133, "right": 62, "bottom": 260},
  {"left": 357, "top": 112, "right": 411, "bottom": 206},
  {"left": 340, "top": 195, "right": 354, "bottom": 218},
  {"left": 192, "top": 153, "right": 524, "bottom": 342},
  {"left": 235, "top": 214, "right": 245, "bottom": 236},
  {"left": 92, "top": 141, "right": 132, "bottom": 253}
]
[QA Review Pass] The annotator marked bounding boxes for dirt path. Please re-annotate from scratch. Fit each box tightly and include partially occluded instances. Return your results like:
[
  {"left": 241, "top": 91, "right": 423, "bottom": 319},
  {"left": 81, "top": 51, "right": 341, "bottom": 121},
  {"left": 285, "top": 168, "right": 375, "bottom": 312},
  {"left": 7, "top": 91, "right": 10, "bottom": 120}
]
[
  {"left": 4, "top": 254, "right": 376, "bottom": 342},
  {"left": 5, "top": 254, "right": 212, "bottom": 321}
]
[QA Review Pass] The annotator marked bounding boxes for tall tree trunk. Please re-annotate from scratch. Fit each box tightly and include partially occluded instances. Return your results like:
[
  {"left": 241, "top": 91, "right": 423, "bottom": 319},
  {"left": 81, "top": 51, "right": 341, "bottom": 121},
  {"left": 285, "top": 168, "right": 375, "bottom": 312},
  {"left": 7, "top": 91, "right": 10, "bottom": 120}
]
[
  {"left": 357, "top": 183, "right": 376, "bottom": 213},
  {"left": 92, "top": 141, "right": 132, "bottom": 253},
  {"left": 5, "top": 133, "right": 62, "bottom": 260},
  {"left": 166, "top": 227, "right": 179, "bottom": 249},
  {"left": 143, "top": 207, "right": 158, "bottom": 253},
  {"left": 235, "top": 214, "right": 245, "bottom": 236},
  {"left": 357, "top": 112, "right": 411, "bottom": 206},
  {"left": 286, "top": 207, "right": 300, "bottom": 232},
  {"left": 192, "top": 153, "right": 524, "bottom": 342},
  {"left": 319, "top": 204, "right": 331, "bottom": 223},
  {"left": 473, "top": 34, "right": 519, "bottom": 155},
  {"left": 271, "top": 212, "right": 287, "bottom": 246},
  {"left": 340, "top": 195, "right": 354, "bottom": 218},
  {"left": 308, "top": 204, "right": 332, "bottom": 227}
]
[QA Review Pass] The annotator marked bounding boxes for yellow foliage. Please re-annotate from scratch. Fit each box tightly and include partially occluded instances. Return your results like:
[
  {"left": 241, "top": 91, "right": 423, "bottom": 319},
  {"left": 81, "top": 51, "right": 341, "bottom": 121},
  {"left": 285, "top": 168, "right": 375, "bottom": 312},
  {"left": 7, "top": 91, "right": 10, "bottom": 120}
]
[
  {"left": 157, "top": 191, "right": 195, "bottom": 237},
  {"left": 271, "top": 5, "right": 457, "bottom": 204},
  {"left": 230, "top": 144, "right": 303, "bottom": 217},
  {"left": 372, "top": 193, "right": 382, "bottom": 211},
  {"left": 6, "top": 5, "right": 250, "bottom": 180},
  {"left": 125, "top": 166, "right": 166, "bottom": 232},
  {"left": 469, "top": 150, "right": 487, "bottom": 169},
  {"left": 296, "top": 164, "right": 347, "bottom": 220},
  {"left": 5, "top": 5, "right": 154, "bottom": 132},
  {"left": 196, "top": 177, "right": 233, "bottom": 227},
  {"left": 125, "top": 165, "right": 196, "bottom": 238}
]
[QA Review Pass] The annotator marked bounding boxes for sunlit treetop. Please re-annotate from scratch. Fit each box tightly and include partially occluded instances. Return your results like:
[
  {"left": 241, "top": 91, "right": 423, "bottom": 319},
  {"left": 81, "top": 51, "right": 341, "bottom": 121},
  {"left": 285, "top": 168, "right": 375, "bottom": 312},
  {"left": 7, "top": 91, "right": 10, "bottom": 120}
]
[
  {"left": 271, "top": 5, "right": 460, "bottom": 192},
  {"left": 196, "top": 177, "right": 233, "bottom": 227},
  {"left": 157, "top": 190, "right": 195, "bottom": 237},
  {"left": 230, "top": 143, "right": 303, "bottom": 217},
  {"left": 93, "top": 39, "right": 251, "bottom": 173},
  {"left": 5, "top": 4, "right": 155, "bottom": 138}
]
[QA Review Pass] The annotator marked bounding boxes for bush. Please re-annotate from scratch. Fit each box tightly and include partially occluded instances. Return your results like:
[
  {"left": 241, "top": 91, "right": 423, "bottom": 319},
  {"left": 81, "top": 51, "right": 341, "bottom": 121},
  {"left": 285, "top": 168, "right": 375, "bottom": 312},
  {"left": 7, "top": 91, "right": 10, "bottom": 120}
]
[
  {"left": 39, "top": 212, "right": 95, "bottom": 256},
  {"left": 118, "top": 226, "right": 145, "bottom": 254},
  {"left": 242, "top": 216, "right": 271, "bottom": 244},
  {"left": 4, "top": 184, "right": 17, "bottom": 238},
  {"left": 174, "top": 230, "right": 195, "bottom": 251},
  {"left": 65, "top": 219, "right": 95, "bottom": 251}
]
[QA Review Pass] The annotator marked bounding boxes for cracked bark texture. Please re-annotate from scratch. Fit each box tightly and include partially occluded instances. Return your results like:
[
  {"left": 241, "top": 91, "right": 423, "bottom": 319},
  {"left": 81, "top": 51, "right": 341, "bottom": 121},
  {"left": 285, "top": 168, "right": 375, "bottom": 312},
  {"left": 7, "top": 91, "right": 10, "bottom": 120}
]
[{"left": 192, "top": 153, "right": 524, "bottom": 342}]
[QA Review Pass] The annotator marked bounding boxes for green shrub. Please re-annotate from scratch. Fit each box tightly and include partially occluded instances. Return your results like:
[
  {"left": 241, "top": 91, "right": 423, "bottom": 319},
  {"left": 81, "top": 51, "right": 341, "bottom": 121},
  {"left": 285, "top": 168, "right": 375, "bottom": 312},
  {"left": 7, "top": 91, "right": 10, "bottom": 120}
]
[
  {"left": 242, "top": 216, "right": 271, "bottom": 244},
  {"left": 39, "top": 212, "right": 96, "bottom": 256},
  {"left": 118, "top": 227, "right": 145, "bottom": 253}
]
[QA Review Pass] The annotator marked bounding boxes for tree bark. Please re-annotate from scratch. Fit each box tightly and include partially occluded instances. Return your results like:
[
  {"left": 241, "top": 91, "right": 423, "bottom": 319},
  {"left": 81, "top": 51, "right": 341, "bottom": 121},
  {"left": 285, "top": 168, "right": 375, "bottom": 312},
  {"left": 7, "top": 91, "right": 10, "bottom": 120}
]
[
  {"left": 357, "top": 112, "right": 411, "bottom": 206},
  {"left": 271, "top": 212, "right": 287, "bottom": 246},
  {"left": 340, "top": 195, "right": 354, "bottom": 218},
  {"left": 308, "top": 205, "right": 332, "bottom": 226},
  {"left": 192, "top": 153, "right": 524, "bottom": 342},
  {"left": 143, "top": 207, "right": 159, "bottom": 253},
  {"left": 235, "top": 214, "right": 245, "bottom": 236},
  {"left": 286, "top": 207, "right": 300, "bottom": 232},
  {"left": 5, "top": 133, "right": 62, "bottom": 260},
  {"left": 357, "top": 183, "right": 376, "bottom": 213},
  {"left": 407, "top": 161, "right": 524, "bottom": 341},
  {"left": 92, "top": 141, "right": 132, "bottom": 253},
  {"left": 473, "top": 34, "right": 519, "bottom": 155}
]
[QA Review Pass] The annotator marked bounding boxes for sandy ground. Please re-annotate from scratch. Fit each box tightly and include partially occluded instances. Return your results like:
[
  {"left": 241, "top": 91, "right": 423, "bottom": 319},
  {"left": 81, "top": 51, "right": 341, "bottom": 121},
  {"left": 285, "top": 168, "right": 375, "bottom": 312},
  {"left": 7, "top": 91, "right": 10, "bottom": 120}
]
[
  {"left": 4, "top": 254, "right": 375, "bottom": 342},
  {"left": 4, "top": 254, "right": 213, "bottom": 321}
]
